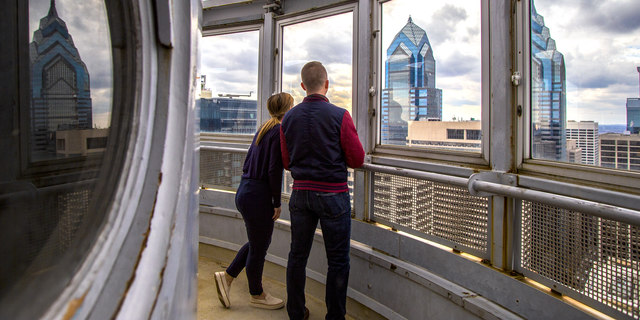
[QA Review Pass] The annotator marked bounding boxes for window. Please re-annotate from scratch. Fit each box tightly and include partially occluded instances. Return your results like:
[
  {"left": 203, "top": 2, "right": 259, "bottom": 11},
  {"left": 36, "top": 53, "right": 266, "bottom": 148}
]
[
  {"left": 466, "top": 129, "right": 481, "bottom": 140},
  {"left": 447, "top": 129, "right": 465, "bottom": 140},
  {"left": 56, "top": 139, "right": 65, "bottom": 151},
  {"left": 1, "top": 0, "right": 120, "bottom": 317},
  {"left": 279, "top": 10, "right": 354, "bottom": 196},
  {"left": 280, "top": 12, "right": 353, "bottom": 114},
  {"left": 200, "top": 30, "right": 259, "bottom": 134},
  {"left": 380, "top": 0, "right": 482, "bottom": 151},
  {"left": 87, "top": 137, "right": 108, "bottom": 149},
  {"left": 530, "top": 0, "right": 640, "bottom": 172}
]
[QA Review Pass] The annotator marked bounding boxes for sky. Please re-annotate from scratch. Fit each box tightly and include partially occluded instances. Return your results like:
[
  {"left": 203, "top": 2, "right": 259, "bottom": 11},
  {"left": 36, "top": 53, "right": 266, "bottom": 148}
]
[
  {"left": 200, "top": 31, "right": 260, "bottom": 101},
  {"left": 201, "top": 0, "right": 640, "bottom": 126},
  {"left": 200, "top": 12, "right": 354, "bottom": 114},
  {"left": 29, "top": 0, "right": 112, "bottom": 128},
  {"left": 281, "top": 13, "right": 354, "bottom": 113},
  {"left": 532, "top": 0, "right": 640, "bottom": 125},
  {"left": 29, "top": 0, "right": 637, "bottom": 128}
]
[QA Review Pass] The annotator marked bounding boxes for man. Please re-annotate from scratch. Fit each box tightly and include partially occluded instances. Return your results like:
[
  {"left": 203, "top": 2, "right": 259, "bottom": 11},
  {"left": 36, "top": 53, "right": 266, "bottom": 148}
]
[{"left": 280, "top": 61, "right": 365, "bottom": 320}]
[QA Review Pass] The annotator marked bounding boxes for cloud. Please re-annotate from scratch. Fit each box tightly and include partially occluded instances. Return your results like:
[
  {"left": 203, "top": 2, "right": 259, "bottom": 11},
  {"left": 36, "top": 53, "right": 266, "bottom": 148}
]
[
  {"left": 424, "top": 4, "right": 468, "bottom": 43},
  {"left": 438, "top": 51, "right": 479, "bottom": 77},
  {"left": 575, "top": 0, "right": 640, "bottom": 34}
]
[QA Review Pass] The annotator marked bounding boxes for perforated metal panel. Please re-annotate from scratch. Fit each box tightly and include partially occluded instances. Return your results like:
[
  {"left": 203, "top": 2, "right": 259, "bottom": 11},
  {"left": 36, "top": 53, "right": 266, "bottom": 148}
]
[
  {"left": 199, "top": 149, "right": 245, "bottom": 190},
  {"left": 373, "top": 172, "right": 488, "bottom": 256},
  {"left": 521, "top": 201, "right": 639, "bottom": 319}
]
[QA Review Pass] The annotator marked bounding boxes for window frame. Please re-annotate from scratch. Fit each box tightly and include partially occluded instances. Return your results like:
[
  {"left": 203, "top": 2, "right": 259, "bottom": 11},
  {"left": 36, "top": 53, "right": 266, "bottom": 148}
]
[
  {"left": 371, "top": 0, "right": 490, "bottom": 167},
  {"left": 17, "top": 0, "right": 108, "bottom": 180},
  {"left": 200, "top": 24, "right": 264, "bottom": 144},
  {"left": 274, "top": 3, "right": 358, "bottom": 122},
  {"left": 517, "top": 0, "right": 640, "bottom": 194}
]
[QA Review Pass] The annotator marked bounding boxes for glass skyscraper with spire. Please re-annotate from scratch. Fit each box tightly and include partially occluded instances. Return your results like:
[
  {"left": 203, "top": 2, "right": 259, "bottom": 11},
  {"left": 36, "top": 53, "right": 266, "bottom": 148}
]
[
  {"left": 530, "top": 1, "right": 567, "bottom": 161},
  {"left": 381, "top": 17, "right": 442, "bottom": 146},
  {"left": 30, "top": 0, "right": 93, "bottom": 158}
]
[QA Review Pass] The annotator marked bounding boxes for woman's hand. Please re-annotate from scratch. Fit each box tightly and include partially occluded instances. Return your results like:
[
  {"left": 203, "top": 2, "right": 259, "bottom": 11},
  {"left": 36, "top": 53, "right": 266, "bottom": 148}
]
[{"left": 272, "top": 206, "right": 281, "bottom": 221}]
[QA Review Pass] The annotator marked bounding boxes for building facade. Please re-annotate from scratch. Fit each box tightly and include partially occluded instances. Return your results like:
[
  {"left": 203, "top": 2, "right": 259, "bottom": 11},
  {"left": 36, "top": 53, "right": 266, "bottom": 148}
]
[
  {"left": 30, "top": 0, "right": 92, "bottom": 159},
  {"left": 407, "top": 120, "right": 481, "bottom": 152},
  {"left": 566, "top": 120, "right": 599, "bottom": 166},
  {"left": 200, "top": 98, "right": 257, "bottom": 134},
  {"left": 600, "top": 133, "right": 640, "bottom": 171},
  {"left": 627, "top": 98, "right": 640, "bottom": 134},
  {"left": 531, "top": 2, "right": 567, "bottom": 161},
  {"left": 381, "top": 17, "right": 442, "bottom": 145}
]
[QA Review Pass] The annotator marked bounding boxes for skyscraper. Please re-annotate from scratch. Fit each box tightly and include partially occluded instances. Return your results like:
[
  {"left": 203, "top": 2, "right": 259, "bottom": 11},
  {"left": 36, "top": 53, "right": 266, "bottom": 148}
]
[
  {"left": 627, "top": 98, "right": 640, "bottom": 134},
  {"left": 381, "top": 17, "right": 442, "bottom": 145},
  {"left": 30, "top": 0, "right": 93, "bottom": 158},
  {"left": 531, "top": 2, "right": 566, "bottom": 161},
  {"left": 566, "top": 121, "right": 599, "bottom": 166}
]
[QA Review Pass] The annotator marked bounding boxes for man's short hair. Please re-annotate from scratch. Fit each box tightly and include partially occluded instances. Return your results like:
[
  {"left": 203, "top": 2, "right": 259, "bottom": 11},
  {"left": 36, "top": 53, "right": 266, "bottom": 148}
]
[{"left": 301, "top": 61, "right": 327, "bottom": 92}]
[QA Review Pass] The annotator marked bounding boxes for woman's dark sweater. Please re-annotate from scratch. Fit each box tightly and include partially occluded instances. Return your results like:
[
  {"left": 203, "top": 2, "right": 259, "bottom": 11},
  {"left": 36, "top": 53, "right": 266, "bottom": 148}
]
[{"left": 241, "top": 124, "right": 283, "bottom": 208}]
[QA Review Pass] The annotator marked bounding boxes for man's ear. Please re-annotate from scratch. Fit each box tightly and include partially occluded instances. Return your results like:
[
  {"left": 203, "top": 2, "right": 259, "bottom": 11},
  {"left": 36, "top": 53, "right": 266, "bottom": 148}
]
[
  {"left": 300, "top": 82, "right": 306, "bottom": 91},
  {"left": 324, "top": 79, "right": 329, "bottom": 89}
]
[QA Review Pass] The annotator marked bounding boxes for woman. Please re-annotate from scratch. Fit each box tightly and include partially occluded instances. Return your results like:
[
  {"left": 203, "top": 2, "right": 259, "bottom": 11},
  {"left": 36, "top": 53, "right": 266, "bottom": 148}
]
[{"left": 214, "top": 92, "right": 293, "bottom": 310}]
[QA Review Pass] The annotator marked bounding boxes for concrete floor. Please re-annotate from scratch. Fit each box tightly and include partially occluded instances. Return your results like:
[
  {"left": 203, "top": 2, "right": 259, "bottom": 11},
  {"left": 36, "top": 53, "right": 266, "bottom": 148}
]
[{"left": 198, "top": 244, "right": 344, "bottom": 320}]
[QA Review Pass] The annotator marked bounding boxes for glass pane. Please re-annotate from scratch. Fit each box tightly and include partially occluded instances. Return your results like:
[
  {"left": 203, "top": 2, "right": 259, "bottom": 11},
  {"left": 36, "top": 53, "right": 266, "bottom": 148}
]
[
  {"left": 280, "top": 13, "right": 354, "bottom": 197},
  {"left": 200, "top": 31, "right": 259, "bottom": 134},
  {"left": 28, "top": 0, "right": 112, "bottom": 161},
  {"left": 281, "top": 12, "right": 353, "bottom": 114},
  {"left": 530, "top": 0, "right": 640, "bottom": 172},
  {"left": 380, "top": 0, "right": 482, "bottom": 151},
  {"left": 1, "top": 0, "right": 113, "bottom": 313}
]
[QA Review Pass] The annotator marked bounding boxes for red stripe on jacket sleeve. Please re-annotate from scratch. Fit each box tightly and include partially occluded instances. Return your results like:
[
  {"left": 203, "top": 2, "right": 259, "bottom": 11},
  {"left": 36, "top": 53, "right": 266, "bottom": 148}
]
[
  {"left": 280, "top": 124, "right": 290, "bottom": 170},
  {"left": 340, "top": 111, "right": 365, "bottom": 169}
]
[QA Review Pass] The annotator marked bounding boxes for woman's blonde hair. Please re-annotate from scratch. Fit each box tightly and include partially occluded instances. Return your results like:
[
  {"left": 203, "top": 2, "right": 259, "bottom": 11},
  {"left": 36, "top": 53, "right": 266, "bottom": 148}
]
[{"left": 255, "top": 92, "right": 293, "bottom": 145}]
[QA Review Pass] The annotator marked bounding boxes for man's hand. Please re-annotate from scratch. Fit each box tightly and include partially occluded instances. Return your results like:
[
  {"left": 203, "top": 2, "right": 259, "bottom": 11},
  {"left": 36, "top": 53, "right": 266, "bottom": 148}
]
[{"left": 273, "top": 206, "right": 282, "bottom": 221}]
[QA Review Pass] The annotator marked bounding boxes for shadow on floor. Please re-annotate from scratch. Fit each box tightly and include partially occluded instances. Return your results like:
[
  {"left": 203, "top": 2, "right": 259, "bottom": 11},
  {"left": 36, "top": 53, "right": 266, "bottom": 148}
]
[{"left": 198, "top": 244, "right": 333, "bottom": 320}]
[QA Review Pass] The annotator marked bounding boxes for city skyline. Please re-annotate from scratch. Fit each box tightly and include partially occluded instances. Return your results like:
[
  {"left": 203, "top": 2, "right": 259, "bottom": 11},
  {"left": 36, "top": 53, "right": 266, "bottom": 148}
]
[{"left": 201, "top": 0, "right": 638, "bottom": 125}]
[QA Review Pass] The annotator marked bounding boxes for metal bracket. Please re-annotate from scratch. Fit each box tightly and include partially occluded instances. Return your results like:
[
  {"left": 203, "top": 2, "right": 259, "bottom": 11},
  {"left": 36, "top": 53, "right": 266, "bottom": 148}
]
[
  {"left": 468, "top": 171, "right": 517, "bottom": 197},
  {"left": 511, "top": 71, "right": 521, "bottom": 86},
  {"left": 263, "top": 0, "right": 283, "bottom": 15}
]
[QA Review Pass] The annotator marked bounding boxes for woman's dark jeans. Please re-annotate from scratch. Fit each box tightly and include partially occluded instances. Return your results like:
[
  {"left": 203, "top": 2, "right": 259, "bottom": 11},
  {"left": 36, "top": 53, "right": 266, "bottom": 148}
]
[
  {"left": 286, "top": 190, "right": 351, "bottom": 320},
  {"left": 226, "top": 178, "right": 275, "bottom": 296}
]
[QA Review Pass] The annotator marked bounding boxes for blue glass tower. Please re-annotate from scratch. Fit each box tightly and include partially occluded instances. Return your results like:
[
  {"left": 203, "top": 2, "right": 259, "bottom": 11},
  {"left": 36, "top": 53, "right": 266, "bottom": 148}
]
[
  {"left": 200, "top": 98, "right": 257, "bottom": 134},
  {"left": 381, "top": 17, "right": 442, "bottom": 145},
  {"left": 627, "top": 98, "right": 640, "bottom": 134},
  {"left": 531, "top": 2, "right": 566, "bottom": 161},
  {"left": 30, "top": 0, "right": 93, "bottom": 158}
]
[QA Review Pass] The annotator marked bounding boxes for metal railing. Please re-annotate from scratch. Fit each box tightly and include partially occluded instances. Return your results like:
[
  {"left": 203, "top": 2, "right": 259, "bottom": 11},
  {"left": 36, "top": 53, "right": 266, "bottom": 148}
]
[{"left": 199, "top": 150, "right": 640, "bottom": 319}]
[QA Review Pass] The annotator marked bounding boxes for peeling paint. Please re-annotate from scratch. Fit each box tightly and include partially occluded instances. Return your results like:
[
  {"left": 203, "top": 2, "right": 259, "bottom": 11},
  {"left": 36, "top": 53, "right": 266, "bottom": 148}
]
[{"left": 62, "top": 291, "right": 87, "bottom": 320}]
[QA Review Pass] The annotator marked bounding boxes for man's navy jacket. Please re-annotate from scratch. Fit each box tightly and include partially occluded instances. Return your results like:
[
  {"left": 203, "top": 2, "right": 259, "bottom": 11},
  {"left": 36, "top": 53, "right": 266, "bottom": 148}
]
[{"left": 280, "top": 94, "right": 365, "bottom": 193}]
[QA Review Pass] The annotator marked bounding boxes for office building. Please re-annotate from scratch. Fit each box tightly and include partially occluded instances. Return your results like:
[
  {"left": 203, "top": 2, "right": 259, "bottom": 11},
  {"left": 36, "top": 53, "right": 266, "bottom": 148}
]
[
  {"left": 600, "top": 133, "right": 640, "bottom": 171},
  {"left": 531, "top": 3, "right": 566, "bottom": 161},
  {"left": 30, "top": 0, "right": 93, "bottom": 158},
  {"left": 566, "top": 120, "right": 599, "bottom": 166},
  {"left": 200, "top": 97, "right": 257, "bottom": 134},
  {"left": 381, "top": 16, "right": 442, "bottom": 145},
  {"left": 407, "top": 120, "right": 481, "bottom": 152},
  {"left": 566, "top": 139, "right": 582, "bottom": 164}
]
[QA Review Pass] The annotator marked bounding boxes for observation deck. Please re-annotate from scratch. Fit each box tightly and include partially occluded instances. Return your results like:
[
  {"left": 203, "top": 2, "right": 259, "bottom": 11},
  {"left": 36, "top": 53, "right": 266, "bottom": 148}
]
[{"left": 1, "top": 0, "right": 638, "bottom": 319}]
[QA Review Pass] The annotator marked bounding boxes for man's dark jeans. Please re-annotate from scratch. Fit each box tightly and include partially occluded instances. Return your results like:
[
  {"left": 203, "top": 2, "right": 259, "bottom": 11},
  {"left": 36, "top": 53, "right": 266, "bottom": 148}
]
[{"left": 286, "top": 190, "right": 351, "bottom": 320}]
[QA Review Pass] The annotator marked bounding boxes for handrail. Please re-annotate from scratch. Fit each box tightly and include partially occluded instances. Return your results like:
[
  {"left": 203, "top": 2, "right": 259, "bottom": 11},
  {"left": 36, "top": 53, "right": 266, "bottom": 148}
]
[
  {"left": 200, "top": 152, "right": 640, "bottom": 227},
  {"left": 198, "top": 145, "right": 248, "bottom": 153},
  {"left": 470, "top": 179, "right": 640, "bottom": 227}
]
